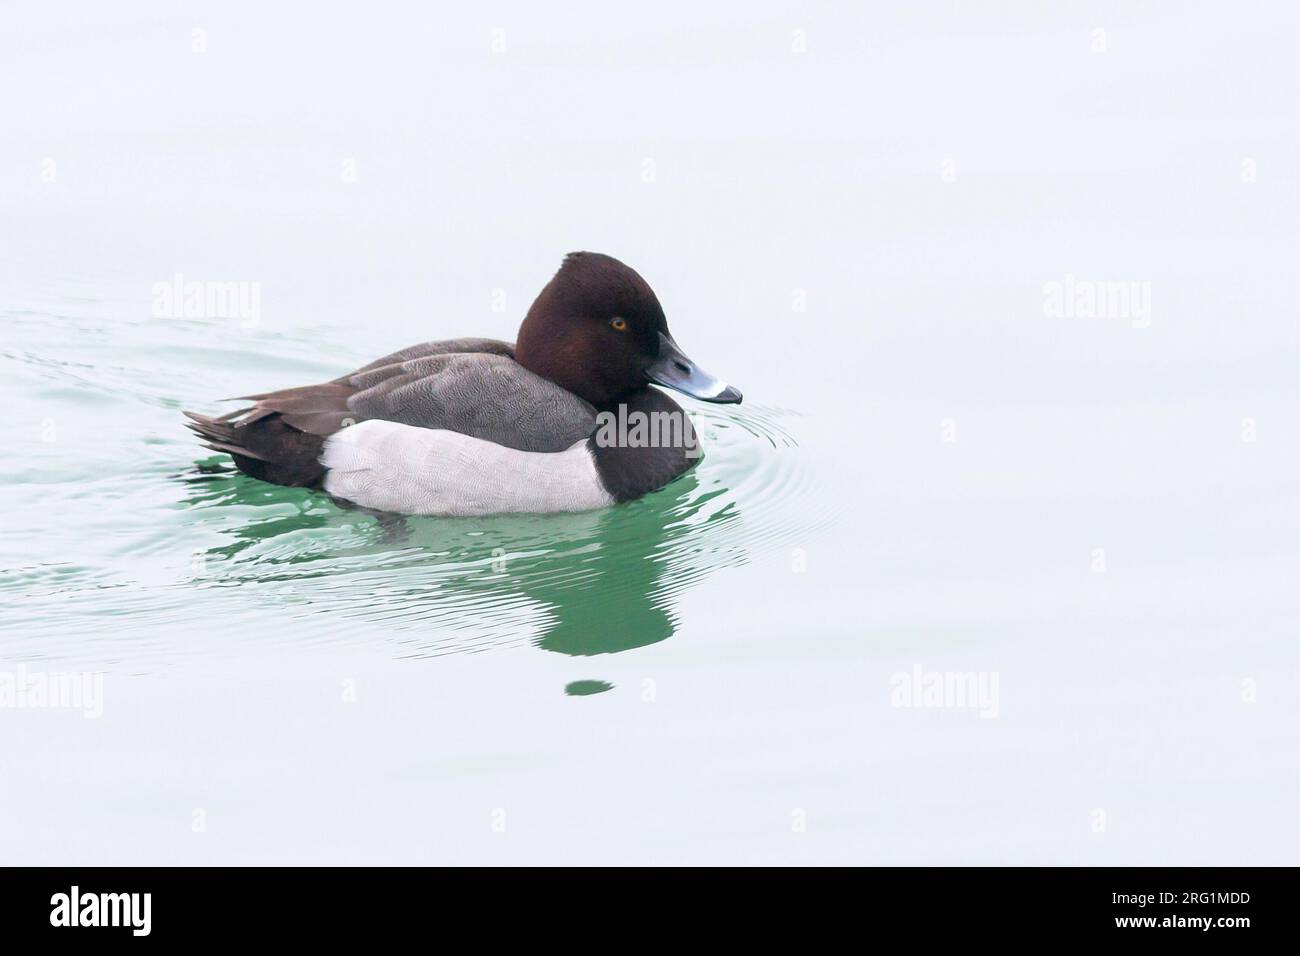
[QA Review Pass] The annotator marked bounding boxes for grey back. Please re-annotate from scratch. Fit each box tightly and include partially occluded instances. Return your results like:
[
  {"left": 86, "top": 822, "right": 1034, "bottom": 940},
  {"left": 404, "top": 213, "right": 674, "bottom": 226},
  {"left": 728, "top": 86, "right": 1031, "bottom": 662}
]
[{"left": 344, "top": 349, "right": 597, "bottom": 453}]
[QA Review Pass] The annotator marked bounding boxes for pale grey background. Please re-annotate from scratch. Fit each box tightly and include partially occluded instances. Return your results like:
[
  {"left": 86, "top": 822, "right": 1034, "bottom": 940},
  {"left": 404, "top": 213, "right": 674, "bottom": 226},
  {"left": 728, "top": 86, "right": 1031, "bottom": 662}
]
[{"left": 1, "top": 1, "right": 1297, "bottom": 863}]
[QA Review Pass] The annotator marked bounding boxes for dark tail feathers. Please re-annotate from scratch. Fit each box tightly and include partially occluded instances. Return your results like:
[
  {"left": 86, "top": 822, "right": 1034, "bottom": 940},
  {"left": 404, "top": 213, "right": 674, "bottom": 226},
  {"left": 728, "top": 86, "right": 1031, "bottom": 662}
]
[{"left": 184, "top": 408, "right": 327, "bottom": 487}]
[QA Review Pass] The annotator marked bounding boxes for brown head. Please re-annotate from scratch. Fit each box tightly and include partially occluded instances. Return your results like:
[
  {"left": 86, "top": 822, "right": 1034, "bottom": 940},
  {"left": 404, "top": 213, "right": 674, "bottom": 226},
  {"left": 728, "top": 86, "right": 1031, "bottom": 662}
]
[{"left": 514, "top": 252, "right": 742, "bottom": 408}]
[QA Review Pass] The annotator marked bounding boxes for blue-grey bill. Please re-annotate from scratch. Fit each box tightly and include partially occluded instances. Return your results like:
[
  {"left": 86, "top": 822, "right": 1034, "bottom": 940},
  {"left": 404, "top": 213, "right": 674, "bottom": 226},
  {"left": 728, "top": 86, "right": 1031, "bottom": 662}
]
[{"left": 646, "top": 333, "right": 743, "bottom": 404}]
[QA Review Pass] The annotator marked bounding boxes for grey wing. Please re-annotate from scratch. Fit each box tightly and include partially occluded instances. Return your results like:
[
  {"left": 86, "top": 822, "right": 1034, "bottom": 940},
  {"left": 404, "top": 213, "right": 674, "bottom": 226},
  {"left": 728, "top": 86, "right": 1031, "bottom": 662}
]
[
  {"left": 345, "top": 353, "right": 597, "bottom": 452},
  {"left": 333, "top": 337, "right": 516, "bottom": 381}
]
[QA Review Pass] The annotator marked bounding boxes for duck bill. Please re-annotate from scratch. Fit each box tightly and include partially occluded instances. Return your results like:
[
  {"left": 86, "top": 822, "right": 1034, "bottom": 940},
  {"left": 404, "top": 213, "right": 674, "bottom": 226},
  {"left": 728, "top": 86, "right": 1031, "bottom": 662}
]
[{"left": 646, "top": 333, "right": 743, "bottom": 404}]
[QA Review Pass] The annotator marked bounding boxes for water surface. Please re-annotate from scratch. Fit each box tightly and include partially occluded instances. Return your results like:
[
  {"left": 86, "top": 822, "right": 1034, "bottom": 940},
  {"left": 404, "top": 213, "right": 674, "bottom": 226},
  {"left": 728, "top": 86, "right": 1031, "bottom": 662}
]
[{"left": 3, "top": 1, "right": 1299, "bottom": 865}]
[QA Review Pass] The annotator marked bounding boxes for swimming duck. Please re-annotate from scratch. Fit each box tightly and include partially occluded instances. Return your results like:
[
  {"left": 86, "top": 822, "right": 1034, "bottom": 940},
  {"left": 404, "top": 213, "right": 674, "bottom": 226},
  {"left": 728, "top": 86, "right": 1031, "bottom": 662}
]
[{"left": 184, "top": 252, "right": 742, "bottom": 516}]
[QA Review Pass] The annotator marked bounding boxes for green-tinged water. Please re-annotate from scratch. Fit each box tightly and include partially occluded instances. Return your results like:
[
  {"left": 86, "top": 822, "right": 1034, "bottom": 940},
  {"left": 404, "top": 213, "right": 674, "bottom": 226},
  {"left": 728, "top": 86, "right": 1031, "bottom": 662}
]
[
  {"left": 2, "top": 291, "right": 819, "bottom": 666},
  {"left": 4, "top": 1, "right": 1300, "bottom": 866}
]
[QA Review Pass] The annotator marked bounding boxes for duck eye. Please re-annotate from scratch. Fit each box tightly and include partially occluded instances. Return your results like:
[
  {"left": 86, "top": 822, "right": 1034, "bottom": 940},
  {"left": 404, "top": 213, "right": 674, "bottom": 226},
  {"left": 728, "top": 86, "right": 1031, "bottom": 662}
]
[{"left": 609, "top": 317, "right": 628, "bottom": 331}]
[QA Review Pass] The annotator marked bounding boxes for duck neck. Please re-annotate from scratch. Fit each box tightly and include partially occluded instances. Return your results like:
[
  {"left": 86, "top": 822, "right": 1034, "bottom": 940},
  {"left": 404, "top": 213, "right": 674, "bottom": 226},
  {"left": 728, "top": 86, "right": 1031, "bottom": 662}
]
[{"left": 587, "top": 388, "right": 701, "bottom": 502}]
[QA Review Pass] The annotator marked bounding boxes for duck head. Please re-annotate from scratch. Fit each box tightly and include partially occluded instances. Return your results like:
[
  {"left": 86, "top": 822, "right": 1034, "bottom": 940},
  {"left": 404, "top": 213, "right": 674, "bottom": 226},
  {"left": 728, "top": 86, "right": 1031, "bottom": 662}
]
[{"left": 514, "top": 252, "right": 743, "bottom": 408}]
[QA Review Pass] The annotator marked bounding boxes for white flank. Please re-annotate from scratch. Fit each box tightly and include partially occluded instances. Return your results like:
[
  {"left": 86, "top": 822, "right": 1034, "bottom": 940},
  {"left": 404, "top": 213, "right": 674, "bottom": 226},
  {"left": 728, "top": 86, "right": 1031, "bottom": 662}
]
[{"left": 320, "top": 420, "right": 615, "bottom": 516}]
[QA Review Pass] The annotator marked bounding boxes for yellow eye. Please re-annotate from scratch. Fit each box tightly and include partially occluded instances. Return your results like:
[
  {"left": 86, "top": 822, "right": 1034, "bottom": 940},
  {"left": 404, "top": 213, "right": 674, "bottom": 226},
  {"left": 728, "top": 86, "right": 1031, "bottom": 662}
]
[{"left": 610, "top": 317, "right": 628, "bottom": 331}]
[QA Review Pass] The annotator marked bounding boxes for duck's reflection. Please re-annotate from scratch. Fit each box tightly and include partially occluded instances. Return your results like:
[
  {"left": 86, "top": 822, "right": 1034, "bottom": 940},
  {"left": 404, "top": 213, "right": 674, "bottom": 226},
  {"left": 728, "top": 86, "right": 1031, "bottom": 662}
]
[
  {"left": 527, "top": 501, "right": 678, "bottom": 657},
  {"left": 178, "top": 462, "right": 742, "bottom": 660}
]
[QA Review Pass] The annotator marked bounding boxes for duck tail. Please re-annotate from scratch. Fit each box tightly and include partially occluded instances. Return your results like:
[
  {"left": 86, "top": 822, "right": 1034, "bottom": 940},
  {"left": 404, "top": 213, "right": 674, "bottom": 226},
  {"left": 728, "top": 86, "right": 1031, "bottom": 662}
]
[{"left": 183, "top": 407, "right": 327, "bottom": 487}]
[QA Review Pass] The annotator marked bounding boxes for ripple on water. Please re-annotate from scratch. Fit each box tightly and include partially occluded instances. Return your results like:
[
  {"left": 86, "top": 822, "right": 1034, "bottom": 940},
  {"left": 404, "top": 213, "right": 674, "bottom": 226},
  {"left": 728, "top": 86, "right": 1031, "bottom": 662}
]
[
  {"left": 2, "top": 292, "right": 831, "bottom": 668},
  {"left": 5, "top": 405, "right": 829, "bottom": 667},
  {"left": 169, "top": 401, "right": 831, "bottom": 659}
]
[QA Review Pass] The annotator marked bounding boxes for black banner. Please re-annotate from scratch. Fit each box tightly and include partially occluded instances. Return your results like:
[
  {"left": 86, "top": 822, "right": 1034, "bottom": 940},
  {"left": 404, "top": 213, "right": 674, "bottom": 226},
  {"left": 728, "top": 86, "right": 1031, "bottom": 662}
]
[{"left": 0, "top": 867, "right": 1286, "bottom": 943}]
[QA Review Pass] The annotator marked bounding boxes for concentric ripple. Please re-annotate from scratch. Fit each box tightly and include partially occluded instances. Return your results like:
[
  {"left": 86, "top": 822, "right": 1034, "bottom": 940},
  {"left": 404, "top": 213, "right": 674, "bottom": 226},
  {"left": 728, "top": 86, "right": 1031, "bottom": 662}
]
[
  {"left": 1, "top": 288, "right": 832, "bottom": 668},
  {"left": 166, "top": 400, "right": 826, "bottom": 659}
]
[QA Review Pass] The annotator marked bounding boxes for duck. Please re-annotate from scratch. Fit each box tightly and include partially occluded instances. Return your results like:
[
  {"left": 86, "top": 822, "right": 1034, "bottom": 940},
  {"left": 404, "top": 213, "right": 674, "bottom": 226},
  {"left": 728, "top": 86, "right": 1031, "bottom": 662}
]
[{"left": 184, "top": 252, "right": 743, "bottom": 516}]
